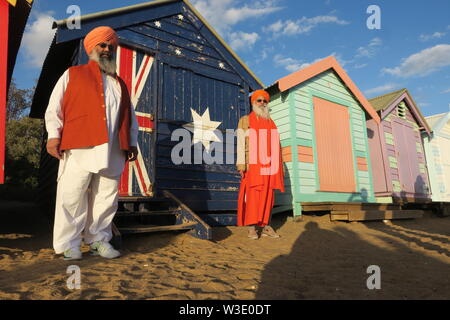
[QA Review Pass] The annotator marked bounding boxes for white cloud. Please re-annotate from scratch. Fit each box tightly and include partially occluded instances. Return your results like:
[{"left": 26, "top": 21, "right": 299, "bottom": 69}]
[
  {"left": 255, "top": 45, "right": 274, "bottom": 63},
  {"left": 264, "top": 15, "right": 349, "bottom": 36},
  {"left": 274, "top": 53, "right": 347, "bottom": 73},
  {"left": 274, "top": 54, "right": 302, "bottom": 72},
  {"left": 442, "top": 87, "right": 450, "bottom": 93},
  {"left": 191, "top": 0, "right": 282, "bottom": 34},
  {"left": 419, "top": 32, "right": 446, "bottom": 42},
  {"left": 354, "top": 63, "right": 368, "bottom": 69},
  {"left": 228, "top": 31, "right": 259, "bottom": 51},
  {"left": 21, "top": 11, "right": 56, "bottom": 68},
  {"left": 356, "top": 37, "right": 382, "bottom": 58},
  {"left": 365, "top": 83, "right": 400, "bottom": 96},
  {"left": 382, "top": 44, "right": 450, "bottom": 78}
]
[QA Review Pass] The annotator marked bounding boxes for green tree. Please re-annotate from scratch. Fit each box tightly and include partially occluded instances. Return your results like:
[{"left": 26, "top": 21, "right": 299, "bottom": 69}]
[
  {"left": 0, "top": 79, "right": 42, "bottom": 200},
  {"left": 6, "top": 79, "right": 34, "bottom": 121}
]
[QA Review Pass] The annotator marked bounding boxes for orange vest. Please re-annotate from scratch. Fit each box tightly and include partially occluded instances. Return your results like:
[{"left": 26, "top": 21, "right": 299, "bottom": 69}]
[{"left": 59, "top": 60, "right": 132, "bottom": 151}]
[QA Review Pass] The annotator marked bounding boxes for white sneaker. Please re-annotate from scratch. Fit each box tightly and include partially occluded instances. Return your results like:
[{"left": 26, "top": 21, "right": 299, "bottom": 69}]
[
  {"left": 63, "top": 247, "right": 82, "bottom": 260},
  {"left": 90, "top": 241, "right": 121, "bottom": 259}
]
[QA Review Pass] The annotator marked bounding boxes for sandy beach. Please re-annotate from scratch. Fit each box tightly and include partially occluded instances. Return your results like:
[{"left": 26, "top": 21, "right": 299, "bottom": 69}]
[{"left": 0, "top": 200, "right": 449, "bottom": 300}]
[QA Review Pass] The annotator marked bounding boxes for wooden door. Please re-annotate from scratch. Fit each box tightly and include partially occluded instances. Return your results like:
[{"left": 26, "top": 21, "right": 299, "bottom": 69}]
[
  {"left": 392, "top": 122, "right": 421, "bottom": 194},
  {"left": 117, "top": 46, "right": 156, "bottom": 197},
  {"left": 313, "top": 97, "right": 356, "bottom": 192}
]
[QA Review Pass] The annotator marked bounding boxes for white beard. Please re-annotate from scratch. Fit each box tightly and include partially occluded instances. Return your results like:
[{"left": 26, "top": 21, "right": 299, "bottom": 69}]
[
  {"left": 252, "top": 103, "right": 270, "bottom": 119},
  {"left": 89, "top": 50, "right": 117, "bottom": 76}
]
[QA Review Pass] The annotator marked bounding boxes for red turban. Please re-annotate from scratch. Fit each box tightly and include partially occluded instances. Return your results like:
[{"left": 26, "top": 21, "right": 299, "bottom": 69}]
[
  {"left": 83, "top": 26, "right": 119, "bottom": 55},
  {"left": 250, "top": 90, "right": 270, "bottom": 105}
]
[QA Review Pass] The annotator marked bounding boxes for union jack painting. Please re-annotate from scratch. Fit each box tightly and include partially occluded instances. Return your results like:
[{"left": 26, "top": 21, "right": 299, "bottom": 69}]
[{"left": 116, "top": 45, "right": 155, "bottom": 197}]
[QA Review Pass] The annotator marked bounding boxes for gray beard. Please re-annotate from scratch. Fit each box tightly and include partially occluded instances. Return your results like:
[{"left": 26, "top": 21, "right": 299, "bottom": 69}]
[
  {"left": 252, "top": 104, "right": 271, "bottom": 119},
  {"left": 89, "top": 50, "right": 117, "bottom": 76}
]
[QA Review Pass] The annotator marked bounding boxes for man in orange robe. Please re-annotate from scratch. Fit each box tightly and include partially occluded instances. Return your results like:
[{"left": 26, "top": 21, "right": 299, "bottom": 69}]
[{"left": 236, "top": 90, "right": 284, "bottom": 239}]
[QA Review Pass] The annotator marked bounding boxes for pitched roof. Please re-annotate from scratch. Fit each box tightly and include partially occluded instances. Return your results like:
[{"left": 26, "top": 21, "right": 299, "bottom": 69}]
[
  {"left": 30, "top": 0, "right": 263, "bottom": 119},
  {"left": 425, "top": 112, "right": 446, "bottom": 129},
  {"left": 266, "top": 56, "right": 380, "bottom": 123},
  {"left": 368, "top": 88, "right": 431, "bottom": 134},
  {"left": 426, "top": 111, "right": 450, "bottom": 133},
  {"left": 368, "top": 88, "right": 406, "bottom": 112},
  {"left": 52, "top": 0, "right": 264, "bottom": 88}
]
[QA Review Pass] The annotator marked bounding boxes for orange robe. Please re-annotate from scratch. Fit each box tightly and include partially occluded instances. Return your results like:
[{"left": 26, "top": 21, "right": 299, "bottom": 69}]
[{"left": 237, "top": 112, "right": 284, "bottom": 227}]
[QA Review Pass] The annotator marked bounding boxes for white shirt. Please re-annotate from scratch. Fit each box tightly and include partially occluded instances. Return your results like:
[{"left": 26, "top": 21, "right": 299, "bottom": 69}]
[{"left": 45, "top": 69, "right": 139, "bottom": 178}]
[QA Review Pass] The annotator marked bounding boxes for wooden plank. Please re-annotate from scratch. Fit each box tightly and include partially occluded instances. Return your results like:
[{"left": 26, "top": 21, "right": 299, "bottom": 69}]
[
  {"left": 301, "top": 202, "right": 401, "bottom": 210},
  {"left": 115, "top": 209, "right": 179, "bottom": 217},
  {"left": 347, "top": 210, "right": 423, "bottom": 221},
  {"left": 300, "top": 204, "right": 333, "bottom": 211},
  {"left": 330, "top": 203, "right": 400, "bottom": 211},
  {"left": 330, "top": 213, "right": 349, "bottom": 221},
  {"left": 198, "top": 213, "right": 236, "bottom": 227},
  {"left": 163, "top": 190, "right": 212, "bottom": 239},
  {"left": 118, "top": 221, "right": 198, "bottom": 234}
]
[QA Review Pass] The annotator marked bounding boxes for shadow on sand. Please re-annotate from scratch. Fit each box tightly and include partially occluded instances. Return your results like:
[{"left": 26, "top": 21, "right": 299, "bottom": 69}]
[{"left": 255, "top": 216, "right": 450, "bottom": 299}]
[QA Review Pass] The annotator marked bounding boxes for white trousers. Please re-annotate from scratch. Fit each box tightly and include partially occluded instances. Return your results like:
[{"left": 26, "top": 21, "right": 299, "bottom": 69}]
[{"left": 53, "top": 152, "right": 120, "bottom": 254}]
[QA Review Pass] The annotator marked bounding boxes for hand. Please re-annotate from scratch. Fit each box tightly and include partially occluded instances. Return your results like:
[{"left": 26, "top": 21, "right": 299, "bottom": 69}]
[
  {"left": 239, "top": 170, "right": 245, "bottom": 178},
  {"left": 46, "top": 138, "right": 63, "bottom": 160},
  {"left": 127, "top": 146, "right": 138, "bottom": 161}
]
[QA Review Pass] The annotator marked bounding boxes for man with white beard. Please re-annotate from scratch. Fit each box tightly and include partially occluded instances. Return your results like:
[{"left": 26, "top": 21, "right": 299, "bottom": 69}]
[
  {"left": 236, "top": 90, "right": 285, "bottom": 239},
  {"left": 45, "top": 26, "right": 139, "bottom": 260}
]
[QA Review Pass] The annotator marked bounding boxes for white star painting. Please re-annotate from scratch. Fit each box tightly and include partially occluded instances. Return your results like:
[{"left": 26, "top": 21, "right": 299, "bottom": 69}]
[{"left": 183, "top": 108, "right": 222, "bottom": 152}]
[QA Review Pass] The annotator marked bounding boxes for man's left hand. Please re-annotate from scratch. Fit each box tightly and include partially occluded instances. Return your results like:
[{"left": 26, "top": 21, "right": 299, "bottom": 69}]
[{"left": 127, "top": 146, "right": 138, "bottom": 161}]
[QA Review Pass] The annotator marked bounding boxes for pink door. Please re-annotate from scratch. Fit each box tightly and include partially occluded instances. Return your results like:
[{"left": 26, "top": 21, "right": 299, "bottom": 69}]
[
  {"left": 392, "top": 121, "right": 422, "bottom": 194},
  {"left": 314, "top": 97, "right": 356, "bottom": 193}
]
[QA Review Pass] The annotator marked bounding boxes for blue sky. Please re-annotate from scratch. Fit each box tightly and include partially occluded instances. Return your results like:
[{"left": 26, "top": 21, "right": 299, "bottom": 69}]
[{"left": 13, "top": 0, "right": 450, "bottom": 116}]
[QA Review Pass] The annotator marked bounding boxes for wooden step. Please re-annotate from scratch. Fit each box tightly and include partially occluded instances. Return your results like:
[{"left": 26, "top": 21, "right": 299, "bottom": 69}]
[
  {"left": 115, "top": 209, "right": 181, "bottom": 217},
  {"left": 117, "top": 222, "right": 198, "bottom": 234},
  {"left": 330, "top": 210, "right": 424, "bottom": 221}
]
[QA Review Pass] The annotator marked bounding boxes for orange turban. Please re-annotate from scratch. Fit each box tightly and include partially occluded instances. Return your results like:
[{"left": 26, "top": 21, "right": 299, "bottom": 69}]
[
  {"left": 250, "top": 90, "right": 270, "bottom": 105},
  {"left": 83, "top": 26, "right": 119, "bottom": 55}
]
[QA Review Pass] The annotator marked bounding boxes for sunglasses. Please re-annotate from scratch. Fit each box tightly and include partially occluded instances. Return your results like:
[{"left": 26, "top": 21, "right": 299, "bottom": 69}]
[
  {"left": 256, "top": 99, "right": 268, "bottom": 103},
  {"left": 98, "top": 43, "right": 115, "bottom": 51}
]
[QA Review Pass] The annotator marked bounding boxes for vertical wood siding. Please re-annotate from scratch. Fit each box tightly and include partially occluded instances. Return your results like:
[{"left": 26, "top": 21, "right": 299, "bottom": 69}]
[
  {"left": 314, "top": 96, "right": 356, "bottom": 192},
  {"left": 380, "top": 100, "right": 431, "bottom": 199},
  {"left": 424, "top": 125, "right": 450, "bottom": 202},
  {"left": 272, "top": 70, "right": 376, "bottom": 203}
]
